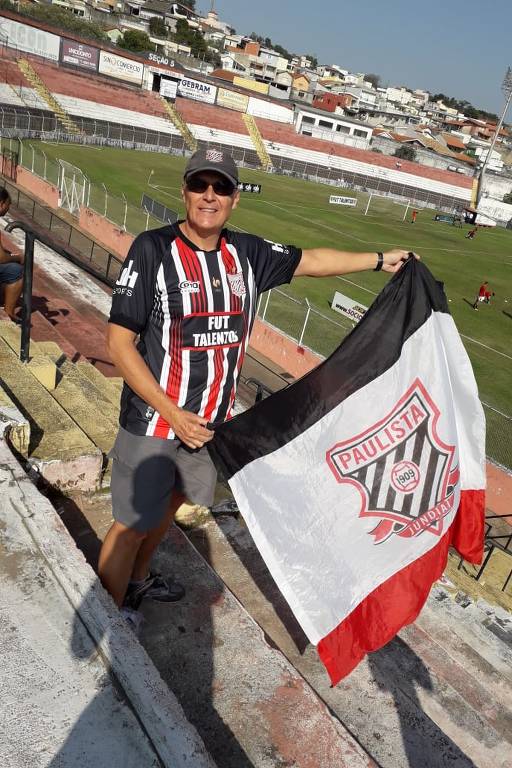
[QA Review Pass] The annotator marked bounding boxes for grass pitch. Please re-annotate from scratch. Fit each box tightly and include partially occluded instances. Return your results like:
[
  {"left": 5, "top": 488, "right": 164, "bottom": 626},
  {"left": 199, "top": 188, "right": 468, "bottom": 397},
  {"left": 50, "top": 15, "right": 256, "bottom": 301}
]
[{"left": 31, "top": 143, "right": 512, "bottom": 445}]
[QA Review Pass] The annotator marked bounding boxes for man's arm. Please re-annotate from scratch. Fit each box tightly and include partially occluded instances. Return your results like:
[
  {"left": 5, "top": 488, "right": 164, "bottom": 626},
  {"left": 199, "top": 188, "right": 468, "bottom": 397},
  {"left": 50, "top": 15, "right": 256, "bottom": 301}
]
[
  {"left": 295, "top": 248, "right": 415, "bottom": 277},
  {"left": 107, "top": 324, "right": 213, "bottom": 449}
]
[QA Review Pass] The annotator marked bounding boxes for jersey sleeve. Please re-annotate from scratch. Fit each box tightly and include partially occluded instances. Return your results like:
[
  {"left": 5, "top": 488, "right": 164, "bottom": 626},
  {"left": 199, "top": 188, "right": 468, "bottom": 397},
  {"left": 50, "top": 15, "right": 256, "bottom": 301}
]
[
  {"left": 237, "top": 233, "right": 302, "bottom": 293},
  {"left": 109, "top": 232, "right": 160, "bottom": 334}
]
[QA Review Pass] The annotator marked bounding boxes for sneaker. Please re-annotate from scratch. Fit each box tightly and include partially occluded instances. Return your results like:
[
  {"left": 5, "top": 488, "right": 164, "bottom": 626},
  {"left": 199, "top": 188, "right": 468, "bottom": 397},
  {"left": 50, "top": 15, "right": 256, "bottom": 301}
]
[
  {"left": 120, "top": 606, "right": 144, "bottom": 637},
  {"left": 211, "top": 499, "right": 239, "bottom": 518},
  {"left": 124, "top": 571, "right": 185, "bottom": 609}
]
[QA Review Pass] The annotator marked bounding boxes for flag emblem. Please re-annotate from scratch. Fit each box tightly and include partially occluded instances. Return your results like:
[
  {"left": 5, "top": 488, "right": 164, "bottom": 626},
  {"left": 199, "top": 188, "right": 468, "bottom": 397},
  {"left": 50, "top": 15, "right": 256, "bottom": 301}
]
[
  {"left": 206, "top": 149, "right": 224, "bottom": 163},
  {"left": 326, "top": 379, "right": 458, "bottom": 545}
]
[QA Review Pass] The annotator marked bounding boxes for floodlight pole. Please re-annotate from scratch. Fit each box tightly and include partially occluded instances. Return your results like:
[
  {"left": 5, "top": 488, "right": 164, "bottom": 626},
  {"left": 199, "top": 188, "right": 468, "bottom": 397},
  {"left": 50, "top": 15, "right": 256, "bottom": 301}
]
[{"left": 476, "top": 67, "right": 512, "bottom": 206}]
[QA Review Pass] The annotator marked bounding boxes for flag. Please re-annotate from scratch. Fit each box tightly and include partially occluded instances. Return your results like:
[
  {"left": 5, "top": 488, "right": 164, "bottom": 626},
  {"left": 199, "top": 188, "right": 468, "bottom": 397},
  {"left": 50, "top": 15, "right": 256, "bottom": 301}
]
[{"left": 209, "top": 259, "right": 486, "bottom": 685}]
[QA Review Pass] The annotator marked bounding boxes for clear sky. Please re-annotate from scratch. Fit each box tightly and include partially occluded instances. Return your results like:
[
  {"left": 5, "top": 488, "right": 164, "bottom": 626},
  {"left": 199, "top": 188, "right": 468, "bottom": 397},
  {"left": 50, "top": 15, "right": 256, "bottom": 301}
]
[{"left": 210, "top": 0, "right": 512, "bottom": 116}]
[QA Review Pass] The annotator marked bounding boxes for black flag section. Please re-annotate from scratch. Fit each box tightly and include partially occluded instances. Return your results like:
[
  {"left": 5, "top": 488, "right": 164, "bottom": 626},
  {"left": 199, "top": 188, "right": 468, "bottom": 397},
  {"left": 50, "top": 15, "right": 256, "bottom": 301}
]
[{"left": 208, "top": 259, "right": 449, "bottom": 481}]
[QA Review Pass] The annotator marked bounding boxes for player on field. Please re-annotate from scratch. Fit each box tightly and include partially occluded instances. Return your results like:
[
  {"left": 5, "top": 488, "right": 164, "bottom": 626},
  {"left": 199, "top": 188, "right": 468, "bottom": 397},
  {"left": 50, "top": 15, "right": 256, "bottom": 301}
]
[{"left": 98, "top": 149, "right": 418, "bottom": 632}]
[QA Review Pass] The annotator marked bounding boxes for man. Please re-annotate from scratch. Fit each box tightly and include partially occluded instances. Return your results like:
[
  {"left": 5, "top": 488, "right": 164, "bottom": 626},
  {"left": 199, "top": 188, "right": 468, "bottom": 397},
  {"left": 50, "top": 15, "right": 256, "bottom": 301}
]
[
  {"left": 473, "top": 281, "right": 489, "bottom": 310},
  {"left": 0, "top": 189, "right": 23, "bottom": 322},
  {"left": 98, "top": 149, "right": 416, "bottom": 631},
  {"left": 411, "top": 209, "right": 418, "bottom": 224}
]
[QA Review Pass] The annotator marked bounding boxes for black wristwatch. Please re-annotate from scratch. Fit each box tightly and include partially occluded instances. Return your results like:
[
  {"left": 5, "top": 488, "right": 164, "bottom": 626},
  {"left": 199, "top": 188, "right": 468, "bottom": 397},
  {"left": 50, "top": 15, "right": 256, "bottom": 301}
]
[{"left": 374, "top": 252, "right": 384, "bottom": 272}]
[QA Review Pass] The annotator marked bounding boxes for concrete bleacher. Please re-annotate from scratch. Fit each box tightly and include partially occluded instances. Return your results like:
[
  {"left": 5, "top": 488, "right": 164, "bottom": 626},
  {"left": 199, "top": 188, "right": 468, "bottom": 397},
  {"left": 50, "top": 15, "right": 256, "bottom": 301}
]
[
  {"left": 29, "top": 58, "right": 169, "bottom": 119},
  {"left": 176, "top": 97, "right": 256, "bottom": 151},
  {"left": 256, "top": 117, "right": 473, "bottom": 202},
  {"left": 56, "top": 94, "right": 180, "bottom": 135},
  {"left": 0, "top": 59, "right": 48, "bottom": 110}
]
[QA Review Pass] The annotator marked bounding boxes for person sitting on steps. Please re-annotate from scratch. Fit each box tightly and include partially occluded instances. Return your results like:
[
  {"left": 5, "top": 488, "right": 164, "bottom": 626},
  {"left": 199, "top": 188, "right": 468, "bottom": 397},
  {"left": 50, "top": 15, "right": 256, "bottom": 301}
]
[{"left": 0, "top": 189, "right": 24, "bottom": 323}]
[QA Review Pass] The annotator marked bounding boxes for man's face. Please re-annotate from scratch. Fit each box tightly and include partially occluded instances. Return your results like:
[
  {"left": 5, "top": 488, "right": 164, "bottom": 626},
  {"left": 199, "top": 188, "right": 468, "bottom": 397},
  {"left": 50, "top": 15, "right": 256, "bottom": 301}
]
[
  {"left": 182, "top": 171, "right": 239, "bottom": 234},
  {"left": 0, "top": 198, "right": 11, "bottom": 217}
]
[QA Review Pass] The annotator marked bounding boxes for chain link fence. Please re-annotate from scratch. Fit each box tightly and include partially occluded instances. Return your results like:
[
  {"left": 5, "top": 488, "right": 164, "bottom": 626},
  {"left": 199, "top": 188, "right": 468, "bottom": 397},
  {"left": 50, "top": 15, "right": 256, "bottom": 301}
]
[
  {"left": 258, "top": 288, "right": 512, "bottom": 471},
  {"left": 5, "top": 139, "right": 162, "bottom": 236}
]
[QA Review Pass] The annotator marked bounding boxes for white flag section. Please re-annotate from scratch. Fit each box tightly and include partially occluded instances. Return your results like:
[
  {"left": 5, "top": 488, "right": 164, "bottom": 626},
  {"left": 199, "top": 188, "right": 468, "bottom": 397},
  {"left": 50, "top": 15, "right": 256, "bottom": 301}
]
[{"left": 209, "top": 261, "right": 486, "bottom": 684}]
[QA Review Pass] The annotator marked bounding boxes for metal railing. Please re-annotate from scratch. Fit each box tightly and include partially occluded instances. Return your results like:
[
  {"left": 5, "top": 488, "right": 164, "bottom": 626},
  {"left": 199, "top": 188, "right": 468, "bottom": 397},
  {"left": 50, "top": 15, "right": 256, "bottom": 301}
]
[
  {"left": 458, "top": 513, "right": 512, "bottom": 594},
  {"left": 2, "top": 179, "right": 123, "bottom": 286},
  {"left": 3, "top": 218, "right": 119, "bottom": 361}
]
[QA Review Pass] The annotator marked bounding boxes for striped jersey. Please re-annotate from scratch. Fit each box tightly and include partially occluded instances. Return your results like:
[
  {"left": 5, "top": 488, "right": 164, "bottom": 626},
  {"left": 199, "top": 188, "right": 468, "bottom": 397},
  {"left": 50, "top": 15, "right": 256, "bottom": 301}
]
[{"left": 109, "top": 223, "right": 302, "bottom": 438}]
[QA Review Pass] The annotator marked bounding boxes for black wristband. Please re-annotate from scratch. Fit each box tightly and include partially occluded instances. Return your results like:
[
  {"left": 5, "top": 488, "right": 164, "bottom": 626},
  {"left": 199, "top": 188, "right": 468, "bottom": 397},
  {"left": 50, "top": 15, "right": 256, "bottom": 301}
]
[{"left": 374, "top": 252, "right": 384, "bottom": 272}]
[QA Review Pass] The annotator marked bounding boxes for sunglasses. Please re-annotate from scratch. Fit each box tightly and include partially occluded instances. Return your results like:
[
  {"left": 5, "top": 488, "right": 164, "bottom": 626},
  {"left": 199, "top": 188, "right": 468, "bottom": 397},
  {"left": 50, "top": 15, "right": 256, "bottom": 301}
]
[{"left": 186, "top": 176, "right": 236, "bottom": 196}]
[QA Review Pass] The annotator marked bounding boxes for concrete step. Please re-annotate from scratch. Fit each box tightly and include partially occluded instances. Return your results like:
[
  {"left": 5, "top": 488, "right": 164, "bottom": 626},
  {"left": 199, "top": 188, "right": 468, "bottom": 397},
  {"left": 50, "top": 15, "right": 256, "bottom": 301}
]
[
  {"left": 49, "top": 359, "right": 119, "bottom": 458},
  {"left": 59, "top": 488, "right": 377, "bottom": 768},
  {"left": 76, "top": 360, "right": 123, "bottom": 409},
  {"left": 31, "top": 310, "right": 81, "bottom": 360},
  {"left": 186, "top": 512, "right": 512, "bottom": 768},
  {"left": 0, "top": 337, "right": 101, "bottom": 491},
  {"left": 0, "top": 381, "right": 30, "bottom": 454},
  {"left": 0, "top": 321, "right": 67, "bottom": 363},
  {"left": 39, "top": 302, "right": 109, "bottom": 372}
]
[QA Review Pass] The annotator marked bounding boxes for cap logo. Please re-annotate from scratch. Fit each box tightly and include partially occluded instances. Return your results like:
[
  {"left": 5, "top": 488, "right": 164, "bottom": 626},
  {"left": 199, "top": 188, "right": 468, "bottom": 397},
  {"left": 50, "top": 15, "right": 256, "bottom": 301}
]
[{"left": 206, "top": 149, "right": 224, "bottom": 163}]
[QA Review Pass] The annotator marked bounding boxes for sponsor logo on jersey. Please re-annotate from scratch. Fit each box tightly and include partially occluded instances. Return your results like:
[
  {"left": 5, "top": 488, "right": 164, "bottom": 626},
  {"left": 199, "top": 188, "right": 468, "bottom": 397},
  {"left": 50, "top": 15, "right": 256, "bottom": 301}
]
[
  {"left": 227, "top": 271, "right": 246, "bottom": 297},
  {"left": 182, "top": 311, "right": 244, "bottom": 350},
  {"left": 326, "top": 380, "right": 458, "bottom": 545},
  {"left": 264, "top": 239, "right": 289, "bottom": 255},
  {"left": 179, "top": 279, "right": 201, "bottom": 294},
  {"left": 113, "top": 259, "right": 139, "bottom": 296}
]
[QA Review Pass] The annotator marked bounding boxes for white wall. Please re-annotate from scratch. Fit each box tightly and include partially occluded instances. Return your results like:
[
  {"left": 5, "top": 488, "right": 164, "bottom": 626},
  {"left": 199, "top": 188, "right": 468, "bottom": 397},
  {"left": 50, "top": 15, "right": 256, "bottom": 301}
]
[{"left": 247, "top": 96, "right": 293, "bottom": 123}]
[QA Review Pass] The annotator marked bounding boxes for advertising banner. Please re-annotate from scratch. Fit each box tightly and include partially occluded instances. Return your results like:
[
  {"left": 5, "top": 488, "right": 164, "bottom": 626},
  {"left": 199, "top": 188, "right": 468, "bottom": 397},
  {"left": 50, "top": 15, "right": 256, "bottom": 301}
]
[
  {"left": 61, "top": 38, "right": 98, "bottom": 72},
  {"left": 160, "top": 78, "right": 178, "bottom": 99},
  {"left": 98, "top": 50, "right": 143, "bottom": 85},
  {"left": 143, "top": 51, "right": 175, "bottom": 69},
  {"left": 247, "top": 95, "right": 294, "bottom": 123},
  {"left": 329, "top": 195, "right": 357, "bottom": 206},
  {"left": 234, "top": 76, "right": 269, "bottom": 95},
  {"left": 217, "top": 87, "right": 249, "bottom": 113},
  {"left": 0, "top": 18, "right": 60, "bottom": 60},
  {"left": 178, "top": 76, "right": 216, "bottom": 104},
  {"left": 237, "top": 182, "right": 262, "bottom": 194},
  {"left": 331, "top": 291, "right": 367, "bottom": 323}
]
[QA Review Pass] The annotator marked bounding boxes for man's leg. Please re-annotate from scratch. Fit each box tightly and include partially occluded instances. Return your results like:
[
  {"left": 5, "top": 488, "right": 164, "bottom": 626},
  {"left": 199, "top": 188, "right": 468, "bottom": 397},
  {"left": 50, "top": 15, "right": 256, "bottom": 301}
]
[
  {"left": 131, "top": 491, "right": 186, "bottom": 582},
  {"left": 3, "top": 277, "right": 23, "bottom": 319},
  {"left": 98, "top": 522, "right": 146, "bottom": 607}
]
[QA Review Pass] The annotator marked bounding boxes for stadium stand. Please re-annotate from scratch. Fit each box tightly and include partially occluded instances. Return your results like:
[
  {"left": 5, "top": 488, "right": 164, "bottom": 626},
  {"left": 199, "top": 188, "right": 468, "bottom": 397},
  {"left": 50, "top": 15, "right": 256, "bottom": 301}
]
[
  {"left": 28, "top": 59, "right": 170, "bottom": 119},
  {"left": 0, "top": 58, "right": 47, "bottom": 110},
  {"left": 0, "top": 48, "right": 474, "bottom": 204},
  {"left": 175, "top": 97, "right": 261, "bottom": 165},
  {"left": 256, "top": 117, "right": 473, "bottom": 204},
  {"left": 56, "top": 94, "right": 181, "bottom": 136}
]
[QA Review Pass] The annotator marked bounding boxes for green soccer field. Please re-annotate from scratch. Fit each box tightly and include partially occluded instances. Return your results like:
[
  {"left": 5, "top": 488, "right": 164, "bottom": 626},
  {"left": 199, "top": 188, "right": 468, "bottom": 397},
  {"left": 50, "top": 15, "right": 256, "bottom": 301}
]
[{"left": 28, "top": 142, "right": 512, "bottom": 453}]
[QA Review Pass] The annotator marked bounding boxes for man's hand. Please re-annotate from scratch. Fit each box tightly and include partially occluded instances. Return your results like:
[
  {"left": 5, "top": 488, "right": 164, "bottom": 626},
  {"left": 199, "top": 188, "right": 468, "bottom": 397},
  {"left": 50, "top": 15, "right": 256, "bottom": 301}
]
[
  {"left": 165, "top": 404, "right": 214, "bottom": 449},
  {"left": 382, "top": 249, "right": 419, "bottom": 274}
]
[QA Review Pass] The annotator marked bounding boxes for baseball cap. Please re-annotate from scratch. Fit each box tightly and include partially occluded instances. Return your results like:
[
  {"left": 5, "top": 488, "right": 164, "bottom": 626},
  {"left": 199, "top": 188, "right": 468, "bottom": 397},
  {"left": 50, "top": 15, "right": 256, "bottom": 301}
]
[{"left": 184, "top": 149, "right": 238, "bottom": 186}]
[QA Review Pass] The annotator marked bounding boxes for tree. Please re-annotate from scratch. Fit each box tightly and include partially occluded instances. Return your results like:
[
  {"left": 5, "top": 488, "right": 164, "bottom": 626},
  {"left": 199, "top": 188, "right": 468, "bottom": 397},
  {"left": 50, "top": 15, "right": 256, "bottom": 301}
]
[
  {"left": 394, "top": 144, "right": 417, "bottom": 162},
  {"left": 173, "top": 17, "right": 208, "bottom": 58},
  {"left": 306, "top": 54, "right": 318, "bottom": 69},
  {"left": 503, "top": 192, "right": 512, "bottom": 204},
  {"left": 118, "top": 29, "right": 151, "bottom": 52},
  {"left": 149, "top": 17, "right": 168, "bottom": 38},
  {"left": 365, "top": 73, "right": 381, "bottom": 89},
  {"left": 13, "top": 3, "right": 108, "bottom": 41}
]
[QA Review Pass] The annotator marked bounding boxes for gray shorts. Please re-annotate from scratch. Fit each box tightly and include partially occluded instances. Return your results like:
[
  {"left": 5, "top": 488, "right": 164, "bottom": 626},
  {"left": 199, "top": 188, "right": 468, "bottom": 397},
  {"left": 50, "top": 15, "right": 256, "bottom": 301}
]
[{"left": 109, "top": 426, "right": 217, "bottom": 532}]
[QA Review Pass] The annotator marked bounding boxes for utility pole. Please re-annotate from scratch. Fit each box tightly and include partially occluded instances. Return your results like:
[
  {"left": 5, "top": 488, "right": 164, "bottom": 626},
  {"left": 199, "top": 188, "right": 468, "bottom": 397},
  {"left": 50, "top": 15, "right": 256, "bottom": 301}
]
[{"left": 476, "top": 67, "right": 512, "bottom": 206}]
